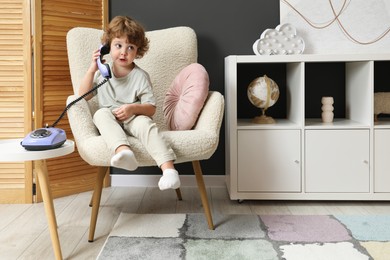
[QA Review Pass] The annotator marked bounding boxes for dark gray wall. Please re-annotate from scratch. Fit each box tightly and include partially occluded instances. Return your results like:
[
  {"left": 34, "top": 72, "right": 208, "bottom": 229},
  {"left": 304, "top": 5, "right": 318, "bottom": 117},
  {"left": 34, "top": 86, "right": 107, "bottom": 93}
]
[{"left": 110, "top": 0, "right": 280, "bottom": 175}]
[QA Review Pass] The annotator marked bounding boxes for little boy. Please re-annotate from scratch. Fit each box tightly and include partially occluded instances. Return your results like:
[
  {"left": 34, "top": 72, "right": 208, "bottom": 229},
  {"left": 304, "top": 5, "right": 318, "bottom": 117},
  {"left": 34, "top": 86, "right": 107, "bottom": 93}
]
[{"left": 78, "top": 16, "right": 180, "bottom": 190}]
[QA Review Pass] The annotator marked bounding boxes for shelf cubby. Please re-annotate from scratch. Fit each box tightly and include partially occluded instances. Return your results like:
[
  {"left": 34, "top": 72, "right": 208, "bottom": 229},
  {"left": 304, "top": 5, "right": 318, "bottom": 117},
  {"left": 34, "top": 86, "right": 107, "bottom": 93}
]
[
  {"left": 374, "top": 60, "right": 390, "bottom": 128},
  {"left": 235, "top": 61, "right": 303, "bottom": 129},
  {"left": 304, "top": 61, "right": 372, "bottom": 128}
]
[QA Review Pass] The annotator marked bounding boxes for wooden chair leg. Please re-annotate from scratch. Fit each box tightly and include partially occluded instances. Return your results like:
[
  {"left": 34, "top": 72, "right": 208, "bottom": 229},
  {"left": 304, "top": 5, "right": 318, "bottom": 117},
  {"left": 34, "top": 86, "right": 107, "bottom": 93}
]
[
  {"left": 88, "top": 167, "right": 108, "bottom": 242},
  {"left": 192, "top": 160, "right": 214, "bottom": 230},
  {"left": 175, "top": 188, "right": 183, "bottom": 200},
  {"left": 89, "top": 192, "right": 94, "bottom": 207}
]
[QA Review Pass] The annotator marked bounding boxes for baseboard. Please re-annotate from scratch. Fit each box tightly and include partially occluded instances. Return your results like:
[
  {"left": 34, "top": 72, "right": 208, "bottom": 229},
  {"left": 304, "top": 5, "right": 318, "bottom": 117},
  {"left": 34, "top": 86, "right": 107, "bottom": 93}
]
[{"left": 111, "top": 174, "right": 226, "bottom": 187}]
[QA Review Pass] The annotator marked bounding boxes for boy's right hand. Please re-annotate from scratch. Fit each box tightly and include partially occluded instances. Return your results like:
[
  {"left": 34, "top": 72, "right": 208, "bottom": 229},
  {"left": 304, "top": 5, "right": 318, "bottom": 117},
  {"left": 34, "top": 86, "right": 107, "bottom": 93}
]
[{"left": 87, "top": 49, "right": 101, "bottom": 74}]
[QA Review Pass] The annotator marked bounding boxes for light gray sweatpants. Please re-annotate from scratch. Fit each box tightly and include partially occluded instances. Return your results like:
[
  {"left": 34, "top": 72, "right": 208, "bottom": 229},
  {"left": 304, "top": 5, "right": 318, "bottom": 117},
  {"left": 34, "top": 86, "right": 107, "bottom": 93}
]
[{"left": 93, "top": 107, "right": 176, "bottom": 167}]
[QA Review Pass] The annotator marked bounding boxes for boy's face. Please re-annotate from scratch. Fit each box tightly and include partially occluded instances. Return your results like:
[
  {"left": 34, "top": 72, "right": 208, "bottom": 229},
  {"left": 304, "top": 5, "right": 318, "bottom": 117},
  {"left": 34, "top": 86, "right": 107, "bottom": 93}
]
[{"left": 110, "top": 36, "right": 138, "bottom": 68}]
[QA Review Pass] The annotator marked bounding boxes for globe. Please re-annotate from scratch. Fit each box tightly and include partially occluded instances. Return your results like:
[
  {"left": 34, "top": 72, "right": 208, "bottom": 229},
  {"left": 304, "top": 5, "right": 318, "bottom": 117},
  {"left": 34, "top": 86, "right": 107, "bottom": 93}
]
[{"left": 247, "top": 75, "right": 280, "bottom": 124}]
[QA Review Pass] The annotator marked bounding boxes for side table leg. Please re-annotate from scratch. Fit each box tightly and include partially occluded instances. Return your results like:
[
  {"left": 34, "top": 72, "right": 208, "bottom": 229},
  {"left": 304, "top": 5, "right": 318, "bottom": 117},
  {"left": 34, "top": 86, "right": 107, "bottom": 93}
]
[{"left": 35, "top": 160, "right": 63, "bottom": 260}]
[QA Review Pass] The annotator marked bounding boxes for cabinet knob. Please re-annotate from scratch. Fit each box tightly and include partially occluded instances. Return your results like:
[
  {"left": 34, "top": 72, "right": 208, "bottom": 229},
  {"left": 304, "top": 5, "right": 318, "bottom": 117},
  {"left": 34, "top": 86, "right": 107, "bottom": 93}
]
[
  {"left": 363, "top": 160, "right": 369, "bottom": 164},
  {"left": 294, "top": 160, "right": 300, "bottom": 164}
]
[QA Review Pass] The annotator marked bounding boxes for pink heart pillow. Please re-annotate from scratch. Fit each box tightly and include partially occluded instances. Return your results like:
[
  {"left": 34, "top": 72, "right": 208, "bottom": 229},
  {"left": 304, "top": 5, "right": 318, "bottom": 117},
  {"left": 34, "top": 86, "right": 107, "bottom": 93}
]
[{"left": 163, "top": 63, "right": 209, "bottom": 130}]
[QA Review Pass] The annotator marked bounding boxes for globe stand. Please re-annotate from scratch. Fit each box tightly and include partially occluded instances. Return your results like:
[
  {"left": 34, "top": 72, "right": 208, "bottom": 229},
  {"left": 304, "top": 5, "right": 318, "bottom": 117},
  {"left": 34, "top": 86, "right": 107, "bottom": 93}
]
[{"left": 252, "top": 109, "right": 275, "bottom": 124}]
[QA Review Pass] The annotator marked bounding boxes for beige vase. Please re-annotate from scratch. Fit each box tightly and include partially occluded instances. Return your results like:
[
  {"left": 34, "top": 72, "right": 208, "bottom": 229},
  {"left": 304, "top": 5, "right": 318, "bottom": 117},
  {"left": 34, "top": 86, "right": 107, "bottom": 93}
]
[{"left": 321, "top": 96, "right": 334, "bottom": 123}]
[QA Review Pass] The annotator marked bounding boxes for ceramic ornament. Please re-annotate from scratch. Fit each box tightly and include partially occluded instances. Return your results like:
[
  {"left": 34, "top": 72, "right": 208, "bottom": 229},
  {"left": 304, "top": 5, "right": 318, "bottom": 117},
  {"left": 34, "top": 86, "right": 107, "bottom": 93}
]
[{"left": 321, "top": 96, "right": 334, "bottom": 123}]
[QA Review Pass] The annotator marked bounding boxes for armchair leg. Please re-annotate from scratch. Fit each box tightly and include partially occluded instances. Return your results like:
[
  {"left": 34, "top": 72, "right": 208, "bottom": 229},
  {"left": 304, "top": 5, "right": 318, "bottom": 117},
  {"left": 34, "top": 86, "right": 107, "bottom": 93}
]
[
  {"left": 88, "top": 167, "right": 108, "bottom": 242},
  {"left": 175, "top": 188, "right": 183, "bottom": 200},
  {"left": 192, "top": 160, "right": 214, "bottom": 230}
]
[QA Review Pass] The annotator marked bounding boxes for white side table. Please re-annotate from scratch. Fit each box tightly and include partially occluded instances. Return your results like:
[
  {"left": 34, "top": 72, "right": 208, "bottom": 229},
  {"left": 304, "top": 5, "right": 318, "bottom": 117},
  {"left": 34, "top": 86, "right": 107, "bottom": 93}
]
[{"left": 0, "top": 139, "right": 74, "bottom": 260}]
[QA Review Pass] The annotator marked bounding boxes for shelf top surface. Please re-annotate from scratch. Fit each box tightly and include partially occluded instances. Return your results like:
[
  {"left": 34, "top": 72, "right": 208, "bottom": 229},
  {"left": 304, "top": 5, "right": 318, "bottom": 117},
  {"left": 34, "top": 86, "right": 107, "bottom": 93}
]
[{"left": 226, "top": 54, "right": 390, "bottom": 63}]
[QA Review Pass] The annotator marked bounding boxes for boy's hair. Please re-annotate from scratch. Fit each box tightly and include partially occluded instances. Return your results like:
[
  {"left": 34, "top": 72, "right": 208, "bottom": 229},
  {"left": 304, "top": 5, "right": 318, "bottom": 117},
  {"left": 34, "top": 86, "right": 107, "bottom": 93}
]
[{"left": 102, "top": 16, "right": 149, "bottom": 58}]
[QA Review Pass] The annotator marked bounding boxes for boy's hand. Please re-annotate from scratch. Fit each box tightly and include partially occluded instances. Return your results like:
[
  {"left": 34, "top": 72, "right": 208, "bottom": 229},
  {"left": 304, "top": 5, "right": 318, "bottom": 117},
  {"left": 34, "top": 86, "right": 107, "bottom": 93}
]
[
  {"left": 112, "top": 105, "right": 134, "bottom": 121},
  {"left": 113, "top": 104, "right": 156, "bottom": 121},
  {"left": 87, "top": 49, "right": 101, "bottom": 74}
]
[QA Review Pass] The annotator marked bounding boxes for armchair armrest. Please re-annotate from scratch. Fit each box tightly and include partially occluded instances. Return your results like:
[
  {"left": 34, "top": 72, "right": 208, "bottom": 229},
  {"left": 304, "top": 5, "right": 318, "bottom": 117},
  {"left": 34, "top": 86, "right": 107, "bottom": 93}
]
[
  {"left": 66, "top": 95, "right": 100, "bottom": 142},
  {"left": 193, "top": 91, "right": 225, "bottom": 134}
]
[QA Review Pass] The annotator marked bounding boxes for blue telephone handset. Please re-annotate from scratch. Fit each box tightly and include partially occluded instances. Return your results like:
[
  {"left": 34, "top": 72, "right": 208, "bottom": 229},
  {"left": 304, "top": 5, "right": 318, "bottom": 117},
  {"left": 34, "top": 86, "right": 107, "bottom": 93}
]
[
  {"left": 97, "top": 44, "right": 111, "bottom": 78},
  {"left": 21, "top": 44, "right": 112, "bottom": 151}
]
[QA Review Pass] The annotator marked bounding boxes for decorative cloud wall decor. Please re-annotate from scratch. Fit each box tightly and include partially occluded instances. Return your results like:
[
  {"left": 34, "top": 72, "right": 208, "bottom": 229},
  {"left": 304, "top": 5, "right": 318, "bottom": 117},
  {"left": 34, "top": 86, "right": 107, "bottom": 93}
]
[{"left": 253, "top": 23, "right": 305, "bottom": 55}]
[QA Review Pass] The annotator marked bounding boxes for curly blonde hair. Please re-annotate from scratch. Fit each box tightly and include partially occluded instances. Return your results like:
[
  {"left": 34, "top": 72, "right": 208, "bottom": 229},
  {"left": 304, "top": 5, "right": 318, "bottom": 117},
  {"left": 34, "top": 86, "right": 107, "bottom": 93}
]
[{"left": 102, "top": 16, "right": 149, "bottom": 58}]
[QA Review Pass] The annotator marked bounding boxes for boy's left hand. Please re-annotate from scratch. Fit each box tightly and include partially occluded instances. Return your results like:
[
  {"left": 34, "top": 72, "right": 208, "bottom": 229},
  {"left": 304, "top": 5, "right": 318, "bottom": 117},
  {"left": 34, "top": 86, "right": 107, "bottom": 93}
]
[{"left": 112, "top": 105, "right": 133, "bottom": 121}]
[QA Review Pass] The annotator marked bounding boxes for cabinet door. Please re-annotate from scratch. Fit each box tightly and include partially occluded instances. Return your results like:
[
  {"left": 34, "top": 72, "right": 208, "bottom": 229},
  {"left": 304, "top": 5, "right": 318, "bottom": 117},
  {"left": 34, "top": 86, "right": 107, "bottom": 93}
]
[
  {"left": 305, "top": 130, "right": 369, "bottom": 193},
  {"left": 237, "top": 130, "right": 301, "bottom": 192},
  {"left": 374, "top": 129, "right": 390, "bottom": 192}
]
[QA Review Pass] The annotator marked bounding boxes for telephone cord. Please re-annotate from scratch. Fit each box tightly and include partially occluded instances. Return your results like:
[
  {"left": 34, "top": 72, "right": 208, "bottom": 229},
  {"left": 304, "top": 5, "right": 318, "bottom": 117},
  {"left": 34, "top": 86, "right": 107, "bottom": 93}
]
[{"left": 49, "top": 78, "right": 109, "bottom": 128}]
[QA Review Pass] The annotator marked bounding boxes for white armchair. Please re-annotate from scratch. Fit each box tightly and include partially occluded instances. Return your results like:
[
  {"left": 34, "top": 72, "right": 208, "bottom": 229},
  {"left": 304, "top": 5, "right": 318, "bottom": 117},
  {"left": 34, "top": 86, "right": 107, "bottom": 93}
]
[{"left": 66, "top": 26, "right": 224, "bottom": 242}]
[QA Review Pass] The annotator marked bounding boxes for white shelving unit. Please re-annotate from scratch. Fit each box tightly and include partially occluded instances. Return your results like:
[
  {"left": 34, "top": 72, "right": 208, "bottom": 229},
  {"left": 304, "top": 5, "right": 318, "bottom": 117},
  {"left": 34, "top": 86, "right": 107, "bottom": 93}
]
[{"left": 225, "top": 54, "right": 390, "bottom": 201}]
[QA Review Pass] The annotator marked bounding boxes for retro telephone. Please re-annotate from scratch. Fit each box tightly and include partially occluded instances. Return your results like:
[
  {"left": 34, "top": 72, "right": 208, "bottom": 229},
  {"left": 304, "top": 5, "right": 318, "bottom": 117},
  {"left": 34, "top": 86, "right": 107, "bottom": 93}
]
[{"left": 21, "top": 44, "right": 111, "bottom": 151}]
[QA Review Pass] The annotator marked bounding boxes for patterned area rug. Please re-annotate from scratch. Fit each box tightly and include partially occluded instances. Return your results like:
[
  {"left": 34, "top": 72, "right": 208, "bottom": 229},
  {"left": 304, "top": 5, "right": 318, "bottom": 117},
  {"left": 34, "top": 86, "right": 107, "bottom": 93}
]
[{"left": 97, "top": 213, "right": 390, "bottom": 260}]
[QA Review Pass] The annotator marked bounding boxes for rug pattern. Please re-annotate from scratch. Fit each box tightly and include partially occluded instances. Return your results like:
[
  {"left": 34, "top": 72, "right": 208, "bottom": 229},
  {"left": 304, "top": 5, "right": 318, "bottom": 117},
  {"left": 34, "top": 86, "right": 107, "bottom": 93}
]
[{"left": 97, "top": 213, "right": 390, "bottom": 260}]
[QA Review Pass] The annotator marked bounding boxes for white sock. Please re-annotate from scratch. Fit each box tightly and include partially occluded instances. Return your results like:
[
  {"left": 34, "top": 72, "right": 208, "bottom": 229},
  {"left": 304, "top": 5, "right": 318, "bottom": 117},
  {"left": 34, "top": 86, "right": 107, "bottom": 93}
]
[
  {"left": 111, "top": 150, "right": 138, "bottom": 171},
  {"left": 158, "top": 169, "right": 180, "bottom": 190}
]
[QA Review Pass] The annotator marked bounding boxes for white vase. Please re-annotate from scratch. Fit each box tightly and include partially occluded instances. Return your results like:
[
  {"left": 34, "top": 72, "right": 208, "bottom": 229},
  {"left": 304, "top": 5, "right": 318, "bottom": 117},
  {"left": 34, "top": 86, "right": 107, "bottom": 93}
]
[{"left": 321, "top": 96, "right": 334, "bottom": 123}]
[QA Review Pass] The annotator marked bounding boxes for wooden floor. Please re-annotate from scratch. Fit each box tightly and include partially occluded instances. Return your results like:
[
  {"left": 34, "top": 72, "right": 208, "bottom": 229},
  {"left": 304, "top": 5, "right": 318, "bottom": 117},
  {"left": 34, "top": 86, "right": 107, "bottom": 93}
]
[{"left": 1, "top": 185, "right": 390, "bottom": 259}]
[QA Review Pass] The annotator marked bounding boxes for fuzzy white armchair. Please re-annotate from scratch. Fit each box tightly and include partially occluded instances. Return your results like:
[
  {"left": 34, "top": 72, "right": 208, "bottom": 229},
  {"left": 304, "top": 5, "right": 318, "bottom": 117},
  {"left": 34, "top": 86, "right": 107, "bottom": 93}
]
[{"left": 66, "top": 26, "right": 224, "bottom": 242}]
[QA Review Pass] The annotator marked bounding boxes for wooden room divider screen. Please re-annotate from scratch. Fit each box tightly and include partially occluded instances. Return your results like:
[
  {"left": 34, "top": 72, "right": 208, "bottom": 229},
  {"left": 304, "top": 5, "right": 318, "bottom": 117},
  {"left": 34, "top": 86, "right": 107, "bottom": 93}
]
[{"left": 0, "top": 0, "right": 109, "bottom": 203}]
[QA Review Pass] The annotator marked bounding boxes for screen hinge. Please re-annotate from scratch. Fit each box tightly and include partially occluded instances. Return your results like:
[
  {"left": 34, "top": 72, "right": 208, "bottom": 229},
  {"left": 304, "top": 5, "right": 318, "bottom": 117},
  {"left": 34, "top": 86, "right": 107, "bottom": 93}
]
[
  {"left": 32, "top": 169, "right": 37, "bottom": 203},
  {"left": 32, "top": 183, "right": 36, "bottom": 196}
]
